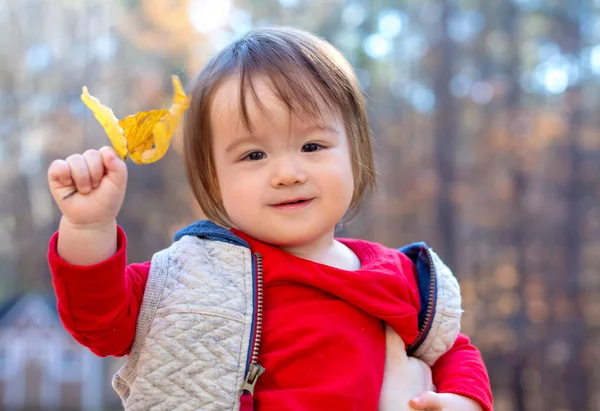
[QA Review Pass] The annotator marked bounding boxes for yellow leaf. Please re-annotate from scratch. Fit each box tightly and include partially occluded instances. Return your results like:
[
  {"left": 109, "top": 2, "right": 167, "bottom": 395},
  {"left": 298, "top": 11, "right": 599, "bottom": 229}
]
[
  {"left": 80, "top": 87, "right": 128, "bottom": 159},
  {"left": 81, "top": 75, "right": 190, "bottom": 164}
]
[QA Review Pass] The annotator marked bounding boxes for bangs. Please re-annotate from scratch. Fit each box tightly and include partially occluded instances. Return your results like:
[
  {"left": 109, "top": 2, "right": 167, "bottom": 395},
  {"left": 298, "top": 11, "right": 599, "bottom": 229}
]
[
  {"left": 237, "top": 62, "right": 335, "bottom": 132},
  {"left": 231, "top": 29, "right": 353, "bottom": 132}
]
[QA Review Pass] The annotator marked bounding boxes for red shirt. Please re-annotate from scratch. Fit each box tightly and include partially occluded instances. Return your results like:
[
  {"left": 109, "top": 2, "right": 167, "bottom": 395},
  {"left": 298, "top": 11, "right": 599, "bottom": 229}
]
[{"left": 48, "top": 226, "right": 493, "bottom": 411}]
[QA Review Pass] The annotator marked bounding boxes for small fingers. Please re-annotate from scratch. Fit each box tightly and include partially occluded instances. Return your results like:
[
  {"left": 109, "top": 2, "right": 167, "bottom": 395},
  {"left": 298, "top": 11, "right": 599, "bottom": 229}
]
[
  {"left": 48, "top": 159, "right": 74, "bottom": 188},
  {"left": 82, "top": 149, "right": 104, "bottom": 189},
  {"left": 99, "top": 145, "right": 117, "bottom": 159},
  {"left": 65, "top": 153, "right": 92, "bottom": 194}
]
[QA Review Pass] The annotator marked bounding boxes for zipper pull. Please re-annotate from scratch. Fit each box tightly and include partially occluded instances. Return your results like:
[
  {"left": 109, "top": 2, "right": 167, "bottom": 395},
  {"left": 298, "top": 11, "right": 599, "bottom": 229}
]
[{"left": 241, "top": 363, "right": 265, "bottom": 396}]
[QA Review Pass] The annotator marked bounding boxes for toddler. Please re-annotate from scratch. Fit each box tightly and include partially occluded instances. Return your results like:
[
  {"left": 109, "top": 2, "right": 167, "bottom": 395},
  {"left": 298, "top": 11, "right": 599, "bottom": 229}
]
[{"left": 47, "top": 27, "right": 492, "bottom": 411}]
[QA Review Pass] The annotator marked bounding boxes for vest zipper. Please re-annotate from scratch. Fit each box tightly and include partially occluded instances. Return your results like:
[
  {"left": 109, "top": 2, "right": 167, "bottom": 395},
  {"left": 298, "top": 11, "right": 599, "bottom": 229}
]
[
  {"left": 240, "top": 253, "right": 265, "bottom": 410},
  {"left": 408, "top": 248, "right": 436, "bottom": 352}
]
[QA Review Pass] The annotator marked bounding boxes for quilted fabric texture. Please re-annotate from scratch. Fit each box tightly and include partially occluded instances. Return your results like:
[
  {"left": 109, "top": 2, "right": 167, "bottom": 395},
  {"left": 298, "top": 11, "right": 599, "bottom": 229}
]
[
  {"left": 412, "top": 250, "right": 463, "bottom": 366},
  {"left": 112, "top": 237, "right": 255, "bottom": 410}
]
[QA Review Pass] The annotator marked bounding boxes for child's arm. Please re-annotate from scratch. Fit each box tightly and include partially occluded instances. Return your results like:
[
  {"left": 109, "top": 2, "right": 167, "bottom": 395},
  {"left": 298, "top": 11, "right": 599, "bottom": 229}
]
[
  {"left": 425, "top": 333, "right": 493, "bottom": 411},
  {"left": 48, "top": 226, "right": 149, "bottom": 357},
  {"left": 47, "top": 147, "right": 146, "bottom": 356},
  {"left": 49, "top": 147, "right": 127, "bottom": 265},
  {"left": 378, "top": 325, "right": 433, "bottom": 411},
  {"left": 378, "top": 326, "right": 490, "bottom": 411}
]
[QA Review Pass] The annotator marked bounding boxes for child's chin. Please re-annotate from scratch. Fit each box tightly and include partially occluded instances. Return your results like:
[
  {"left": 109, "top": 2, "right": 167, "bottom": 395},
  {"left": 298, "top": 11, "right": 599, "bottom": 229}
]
[{"left": 264, "top": 228, "right": 324, "bottom": 247}]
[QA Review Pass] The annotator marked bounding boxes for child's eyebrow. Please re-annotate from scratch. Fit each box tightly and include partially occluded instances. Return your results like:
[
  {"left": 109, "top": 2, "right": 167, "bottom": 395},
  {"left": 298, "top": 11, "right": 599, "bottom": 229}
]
[
  {"left": 225, "top": 136, "right": 256, "bottom": 154},
  {"left": 299, "top": 124, "right": 340, "bottom": 136}
]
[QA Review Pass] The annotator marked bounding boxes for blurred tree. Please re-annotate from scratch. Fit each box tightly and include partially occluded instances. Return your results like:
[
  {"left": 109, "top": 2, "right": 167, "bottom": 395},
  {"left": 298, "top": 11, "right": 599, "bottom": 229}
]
[
  {"left": 2, "top": 0, "right": 600, "bottom": 409},
  {"left": 556, "top": 0, "right": 587, "bottom": 407},
  {"left": 431, "top": 0, "right": 459, "bottom": 269}
]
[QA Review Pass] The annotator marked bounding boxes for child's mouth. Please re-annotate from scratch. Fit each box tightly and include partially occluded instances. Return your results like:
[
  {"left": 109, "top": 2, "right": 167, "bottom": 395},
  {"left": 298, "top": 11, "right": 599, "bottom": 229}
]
[{"left": 271, "top": 198, "right": 313, "bottom": 210}]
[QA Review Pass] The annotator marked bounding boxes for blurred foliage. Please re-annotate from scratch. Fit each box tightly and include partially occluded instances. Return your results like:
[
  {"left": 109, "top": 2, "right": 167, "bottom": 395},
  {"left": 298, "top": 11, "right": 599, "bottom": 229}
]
[{"left": 2, "top": 0, "right": 600, "bottom": 409}]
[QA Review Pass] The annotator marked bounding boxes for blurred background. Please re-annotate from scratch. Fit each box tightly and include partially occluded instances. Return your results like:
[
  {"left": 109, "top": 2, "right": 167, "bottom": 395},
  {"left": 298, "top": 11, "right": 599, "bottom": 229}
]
[{"left": 1, "top": 0, "right": 599, "bottom": 409}]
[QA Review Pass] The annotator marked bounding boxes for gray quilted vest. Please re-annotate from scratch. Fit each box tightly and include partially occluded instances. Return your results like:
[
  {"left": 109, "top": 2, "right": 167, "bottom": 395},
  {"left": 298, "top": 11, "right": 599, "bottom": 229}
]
[{"left": 111, "top": 221, "right": 462, "bottom": 410}]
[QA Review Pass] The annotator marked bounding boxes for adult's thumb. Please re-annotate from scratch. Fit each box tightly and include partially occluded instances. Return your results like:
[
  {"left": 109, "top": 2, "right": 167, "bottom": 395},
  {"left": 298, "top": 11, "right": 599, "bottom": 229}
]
[{"left": 409, "top": 391, "right": 442, "bottom": 410}]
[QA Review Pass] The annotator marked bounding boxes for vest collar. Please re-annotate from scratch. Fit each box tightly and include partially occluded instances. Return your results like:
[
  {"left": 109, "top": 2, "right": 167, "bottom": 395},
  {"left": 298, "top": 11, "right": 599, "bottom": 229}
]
[{"left": 173, "top": 220, "right": 249, "bottom": 248}]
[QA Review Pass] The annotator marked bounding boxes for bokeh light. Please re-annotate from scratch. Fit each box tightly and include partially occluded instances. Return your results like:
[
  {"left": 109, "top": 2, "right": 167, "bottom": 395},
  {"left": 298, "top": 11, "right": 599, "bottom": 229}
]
[{"left": 189, "top": 0, "right": 232, "bottom": 34}]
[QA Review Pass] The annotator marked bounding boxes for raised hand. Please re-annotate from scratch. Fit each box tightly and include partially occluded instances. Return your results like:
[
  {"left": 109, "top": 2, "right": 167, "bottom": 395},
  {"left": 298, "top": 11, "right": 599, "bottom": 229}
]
[{"left": 48, "top": 146, "right": 128, "bottom": 227}]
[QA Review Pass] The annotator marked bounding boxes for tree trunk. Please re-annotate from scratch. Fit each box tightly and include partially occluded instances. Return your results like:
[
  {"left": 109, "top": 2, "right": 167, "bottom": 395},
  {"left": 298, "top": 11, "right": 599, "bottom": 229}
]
[
  {"left": 432, "top": 0, "right": 458, "bottom": 269},
  {"left": 558, "top": 3, "right": 588, "bottom": 408},
  {"left": 504, "top": 3, "right": 528, "bottom": 409}
]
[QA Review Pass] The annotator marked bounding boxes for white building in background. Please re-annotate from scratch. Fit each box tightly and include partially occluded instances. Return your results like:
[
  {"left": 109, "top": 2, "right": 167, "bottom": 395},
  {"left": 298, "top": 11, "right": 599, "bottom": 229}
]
[{"left": 0, "top": 294, "right": 120, "bottom": 410}]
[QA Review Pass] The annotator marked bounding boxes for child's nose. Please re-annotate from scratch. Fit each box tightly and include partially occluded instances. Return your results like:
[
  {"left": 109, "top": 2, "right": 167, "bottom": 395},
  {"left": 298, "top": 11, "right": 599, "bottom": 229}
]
[{"left": 270, "top": 157, "right": 307, "bottom": 187}]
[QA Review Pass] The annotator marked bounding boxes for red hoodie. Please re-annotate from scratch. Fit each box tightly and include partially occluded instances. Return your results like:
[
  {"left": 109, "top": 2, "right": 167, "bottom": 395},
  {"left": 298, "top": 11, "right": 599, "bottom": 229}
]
[{"left": 48, "top": 226, "right": 493, "bottom": 410}]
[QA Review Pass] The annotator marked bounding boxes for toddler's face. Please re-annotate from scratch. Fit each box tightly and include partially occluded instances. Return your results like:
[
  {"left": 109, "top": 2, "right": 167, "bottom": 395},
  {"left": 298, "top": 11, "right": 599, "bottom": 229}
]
[{"left": 210, "top": 76, "right": 354, "bottom": 249}]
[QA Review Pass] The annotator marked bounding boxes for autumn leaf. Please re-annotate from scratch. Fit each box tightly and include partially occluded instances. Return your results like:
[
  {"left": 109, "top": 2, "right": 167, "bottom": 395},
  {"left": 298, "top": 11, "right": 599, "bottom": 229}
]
[{"left": 80, "top": 75, "right": 190, "bottom": 164}]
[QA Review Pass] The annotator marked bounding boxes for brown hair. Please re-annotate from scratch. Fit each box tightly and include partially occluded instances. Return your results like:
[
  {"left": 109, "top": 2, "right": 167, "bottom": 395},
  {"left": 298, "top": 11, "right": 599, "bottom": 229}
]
[{"left": 183, "top": 27, "right": 376, "bottom": 227}]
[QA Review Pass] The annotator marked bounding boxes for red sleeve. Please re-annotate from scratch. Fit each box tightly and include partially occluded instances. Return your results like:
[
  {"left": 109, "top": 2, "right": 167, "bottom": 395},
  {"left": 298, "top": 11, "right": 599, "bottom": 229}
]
[
  {"left": 47, "top": 225, "right": 150, "bottom": 357},
  {"left": 431, "top": 333, "right": 493, "bottom": 411}
]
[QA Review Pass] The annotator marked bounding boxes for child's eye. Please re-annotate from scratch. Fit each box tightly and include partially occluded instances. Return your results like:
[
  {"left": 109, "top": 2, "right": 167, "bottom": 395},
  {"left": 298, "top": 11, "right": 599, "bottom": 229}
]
[
  {"left": 244, "top": 151, "right": 266, "bottom": 161},
  {"left": 302, "top": 143, "right": 323, "bottom": 153},
  {"left": 243, "top": 151, "right": 266, "bottom": 161}
]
